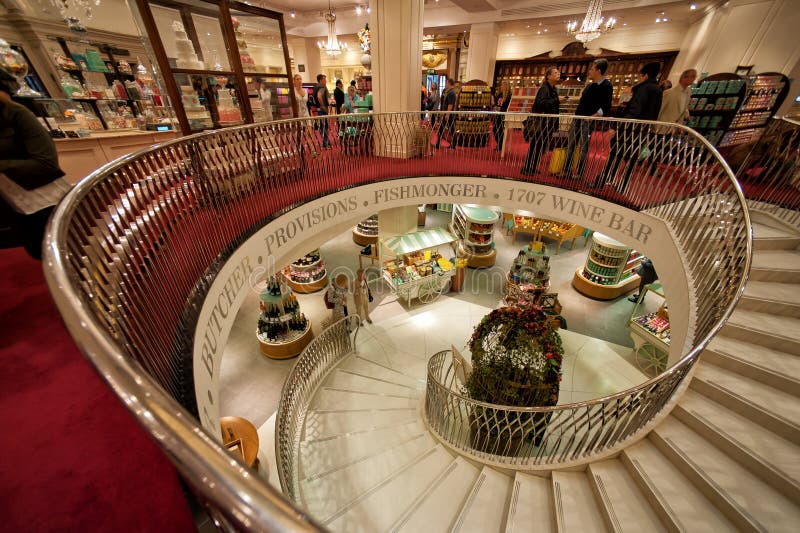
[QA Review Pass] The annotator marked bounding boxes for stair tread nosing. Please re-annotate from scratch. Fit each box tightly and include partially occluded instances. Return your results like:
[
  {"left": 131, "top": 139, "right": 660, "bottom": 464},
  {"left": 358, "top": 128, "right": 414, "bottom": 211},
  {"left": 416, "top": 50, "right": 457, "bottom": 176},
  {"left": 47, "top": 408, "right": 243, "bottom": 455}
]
[
  {"left": 725, "top": 308, "right": 800, "bottom": 343},
  {"left": 337, "top": 355, "right": 423, "bottom": 388},
  {"left": 750, "top": 249, "right": 800, "bottom": 271},
  {"left": 300, "top": 433, "right": 437, "bottom": 521},
  {"left": 676, "top": 389, "right": 800, "bottom": 486},
  {"left": 310, "top": 387, "right": 420, "bottom": 411},
  {"left": 588, "top": 459, "right": 666, "bottom": 532},
  {"left": 505, "top": 473, "right": 554, "bottom": 533},
  {"left": 451, "top": 467, "right": 513, "bottom": 533},
  {"left": 393, "top": 457, "right": 480, "bottom": 533},
  {"left": 552, "top": 471, "right": 607, "bottom": 533},
  {"left": 705, "top": 336, "right": 800, "bottom": 387},
  {"left": 742, "top": 280, "right": 800, "bottom": 307},
  {"left": 692, "top": 363, "right": 800, "bottom": 428},
  {"left": 302, "top": 408, "right": 418, "bottom": 440},
  {"left": 324, "top": 445, "right": 453, "bottom": 533},
  {"left": 652, "top": 416, "right": 800, "bottom": 530},
  {"left": 622, "top": 439, "right": 737, "bottom": 531}
]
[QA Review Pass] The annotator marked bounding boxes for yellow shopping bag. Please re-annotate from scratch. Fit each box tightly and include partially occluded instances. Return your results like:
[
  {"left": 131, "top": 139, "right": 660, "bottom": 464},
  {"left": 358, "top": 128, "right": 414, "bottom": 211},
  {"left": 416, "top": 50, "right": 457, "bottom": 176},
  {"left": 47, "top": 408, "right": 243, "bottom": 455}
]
[{"left": 549, "top": 148, "right": 579, "bottom": 174}]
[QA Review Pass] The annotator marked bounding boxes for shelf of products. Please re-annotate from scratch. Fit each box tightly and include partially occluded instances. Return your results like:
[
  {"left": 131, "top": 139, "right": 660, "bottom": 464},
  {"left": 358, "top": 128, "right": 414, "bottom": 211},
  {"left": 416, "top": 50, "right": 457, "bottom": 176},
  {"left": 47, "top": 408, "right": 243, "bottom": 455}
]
[
  {"left": 454, "top": 79, "right": 492, "bottom": 147},
  {"left": 256, "top": 276, "right": 313, "bottom": 359},
  {"left": 719, "top": 72, "right": 790, "bottom": 149},
  {"left": 381, "top": 228, "right": 458, "bottom": 306},
  {"left": 138, "top": 0, "right": 293, "bottom": 134},
  {"left": 628, "top": 283, "right": 669, "bottom": 376},
  {"left": 687, "top": 74, "right": 747, "bottom": 146},
  {"left": 450, "top": 204, "right": 498, "bottom": 267},
  {"left": 31, "top": 36, "right": 175, "bottom": 135},
  {"left": 283, "top": 250, "right": 327, "bottom": 293},
  {"left": 493, "top": 49, "right": 677, "bottom": 109},
  {"left": 572, "top": 232, "right": 642, "bottom": 300},
  {"left": 510, "top": 215, "right": 585, "bottom": 254},
  {"left": 352, "top": 214, "right": 378, "bottom": 246}
]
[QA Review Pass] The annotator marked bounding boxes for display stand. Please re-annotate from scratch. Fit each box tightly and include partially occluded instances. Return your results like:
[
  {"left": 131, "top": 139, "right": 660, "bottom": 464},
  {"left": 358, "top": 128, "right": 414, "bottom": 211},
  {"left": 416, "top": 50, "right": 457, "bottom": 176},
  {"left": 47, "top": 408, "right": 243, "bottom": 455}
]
[
  {"left": 450, "top": 204, "right": 498, "bottom": 268},
  {"left": 503, "top": 242, "right": 562, "bottom": 316},
  {"left": 510, "top": 214, "right": 585, "bottom": 253},
  {"left": 628, "top": 282, "right": 669, "bottom": 376},
  {"left": 572, "top": 232, "right": 642, "bottom": 300},
  {"left": 381, "top": 227, "right": 458, "bottom": 307},
  {"left": 352, "top": 214, "right": 378, "bottom": 245},
  {"left": 719, "top": 72, "right": 790, "bottom": 150},
  {"left": 284, "top": 250, "right": 327, "bottom": 294},
  {"left": 454, "top": 79, "right": 492, "bottom": 147},
  {"left": 256, "top": 277, "right": 313, "bottom": 359},
  {"left": 500, "top": 86, "right": 536, "bottom": 158},
  {"left": 687, "top": 73, "right": 747, "bottom": 146}
]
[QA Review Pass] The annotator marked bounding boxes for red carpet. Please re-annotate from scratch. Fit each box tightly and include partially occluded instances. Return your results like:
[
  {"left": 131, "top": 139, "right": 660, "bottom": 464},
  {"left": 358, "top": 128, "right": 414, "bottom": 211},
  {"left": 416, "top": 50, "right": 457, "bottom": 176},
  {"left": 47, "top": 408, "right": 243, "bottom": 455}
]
[{"left": 0, "top": 247, "right": 195, "bottom": 531}]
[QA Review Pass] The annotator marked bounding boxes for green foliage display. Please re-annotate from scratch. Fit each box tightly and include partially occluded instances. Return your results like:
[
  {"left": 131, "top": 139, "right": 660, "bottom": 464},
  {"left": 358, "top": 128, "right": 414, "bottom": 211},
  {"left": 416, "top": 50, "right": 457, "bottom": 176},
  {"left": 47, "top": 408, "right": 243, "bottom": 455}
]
[{"left": 466, "top": 306, "right": 563, "bottom": 408}]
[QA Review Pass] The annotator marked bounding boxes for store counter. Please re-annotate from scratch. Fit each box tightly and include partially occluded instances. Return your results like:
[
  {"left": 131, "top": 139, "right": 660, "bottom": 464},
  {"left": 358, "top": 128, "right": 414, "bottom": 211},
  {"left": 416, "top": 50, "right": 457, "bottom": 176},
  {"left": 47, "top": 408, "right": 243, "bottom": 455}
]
[{"left": 55, "top": 130, "right": 180, "bottom": 184}]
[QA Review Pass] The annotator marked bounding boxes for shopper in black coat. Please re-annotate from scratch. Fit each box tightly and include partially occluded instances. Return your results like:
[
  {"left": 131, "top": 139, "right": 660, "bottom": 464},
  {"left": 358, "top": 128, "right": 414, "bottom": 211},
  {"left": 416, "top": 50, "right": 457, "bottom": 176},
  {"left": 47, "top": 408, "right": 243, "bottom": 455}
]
[
  {"left": 628, "top": 258, "right": 658, "bottom": 302},
  {"left": 597, "top": 62, "right": 663, "bottom": 192},
  {"left": 521, "top": 67, "right": 565, "bottom": 175},
  {"left": 562, "top": 58, "right": 613, "bottom": 179}
]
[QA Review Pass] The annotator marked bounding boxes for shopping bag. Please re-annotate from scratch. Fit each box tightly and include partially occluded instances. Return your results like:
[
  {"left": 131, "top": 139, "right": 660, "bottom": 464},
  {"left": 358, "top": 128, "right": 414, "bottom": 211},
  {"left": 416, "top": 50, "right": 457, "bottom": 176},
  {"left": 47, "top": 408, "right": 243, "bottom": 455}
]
[{"left": 549, "top": 148, "right": 568, "bottom": 173}]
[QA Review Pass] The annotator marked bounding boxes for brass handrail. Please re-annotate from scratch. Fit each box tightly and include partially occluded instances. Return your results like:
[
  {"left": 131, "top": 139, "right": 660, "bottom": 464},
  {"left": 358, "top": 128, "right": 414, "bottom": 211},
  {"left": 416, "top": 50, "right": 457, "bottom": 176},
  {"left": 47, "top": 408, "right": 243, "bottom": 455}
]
[{"left": 43, "top": 111, "right": 752, "bottom": 529}]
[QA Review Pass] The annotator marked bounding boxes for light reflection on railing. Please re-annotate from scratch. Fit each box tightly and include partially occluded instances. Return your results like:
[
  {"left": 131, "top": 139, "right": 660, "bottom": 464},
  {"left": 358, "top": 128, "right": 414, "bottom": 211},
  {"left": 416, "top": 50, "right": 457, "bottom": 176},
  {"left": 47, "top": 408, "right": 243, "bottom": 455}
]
[{"left": 44, "top": 111, "right": 753, "bottom": 530}]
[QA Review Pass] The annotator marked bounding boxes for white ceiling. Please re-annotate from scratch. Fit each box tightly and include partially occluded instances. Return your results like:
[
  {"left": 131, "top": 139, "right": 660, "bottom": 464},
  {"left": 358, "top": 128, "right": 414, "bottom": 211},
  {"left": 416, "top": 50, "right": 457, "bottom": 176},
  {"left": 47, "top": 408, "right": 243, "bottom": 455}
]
[{"left": 257, "top": 0, "right": 714, "bottom": 38}]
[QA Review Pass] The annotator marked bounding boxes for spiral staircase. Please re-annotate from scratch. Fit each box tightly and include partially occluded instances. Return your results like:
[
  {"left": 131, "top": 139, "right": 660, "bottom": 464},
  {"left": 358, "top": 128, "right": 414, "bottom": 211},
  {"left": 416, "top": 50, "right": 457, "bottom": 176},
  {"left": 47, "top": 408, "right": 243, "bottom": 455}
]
[{"left": 287, "top": 214, "right": 800, "bottom": 533}]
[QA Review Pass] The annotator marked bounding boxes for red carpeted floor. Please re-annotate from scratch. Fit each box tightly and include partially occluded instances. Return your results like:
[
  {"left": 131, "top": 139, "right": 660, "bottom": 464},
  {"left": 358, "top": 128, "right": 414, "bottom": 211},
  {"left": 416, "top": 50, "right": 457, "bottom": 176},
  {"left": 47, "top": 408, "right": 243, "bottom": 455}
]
[{"left": 0, "top": 247, "right": 195, "bottom": 531}]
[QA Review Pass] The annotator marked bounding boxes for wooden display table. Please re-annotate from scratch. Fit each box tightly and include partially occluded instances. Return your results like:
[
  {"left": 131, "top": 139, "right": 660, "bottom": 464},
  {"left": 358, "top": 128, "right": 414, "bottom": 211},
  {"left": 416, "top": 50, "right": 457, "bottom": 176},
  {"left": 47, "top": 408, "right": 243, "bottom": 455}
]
[
  {"left": 220, "top": 416, "right": 260, "bottom": 469},
  {"left": 285, "top": 272, "right": 328, "bottom": 294},
  {"left": 457, "top": 241, "right": 497, "bottom": 268},
  {"left": 352, "top": 228, "right": 378, "bottom": 246},
  {"left": 572, "top": 232, "right": 642, "bottom": 300},
  {"left": 572, "top": 266, "right": 639, "bottom": 300},
  {"left": 259, "top": 322, "right": 314, "bottom": 359},
  {"left": 510, "top": 215, "right": 585, "bottom": 254}
]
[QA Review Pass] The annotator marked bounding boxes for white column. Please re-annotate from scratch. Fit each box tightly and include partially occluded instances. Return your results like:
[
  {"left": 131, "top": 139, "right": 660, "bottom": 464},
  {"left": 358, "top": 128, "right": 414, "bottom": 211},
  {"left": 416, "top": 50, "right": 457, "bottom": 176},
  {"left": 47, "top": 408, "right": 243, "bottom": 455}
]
[
  {"left": 465, "top": 23, "right": 499, "bottom": 84},
  {"left": 370, "top": 0, "right": 424, "bottom": 114},
  {"left": 304, "top": 38, "right": 323, "bottom": 83},
  {"left": 368, "top": 0, "right": 424, "bottom": 158}
]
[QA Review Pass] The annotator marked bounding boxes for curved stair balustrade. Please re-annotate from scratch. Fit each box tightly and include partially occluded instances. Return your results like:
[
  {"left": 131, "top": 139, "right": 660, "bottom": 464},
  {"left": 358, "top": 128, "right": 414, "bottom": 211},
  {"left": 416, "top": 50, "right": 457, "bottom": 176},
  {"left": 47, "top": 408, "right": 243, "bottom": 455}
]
[
  {"left": 277, "top": 315, "right": 361, "bottom": 501},
  {"left": 425, "top": 348, "right": 695, "bottom": 469},
  {"left": 44, "top": 112, "right": 751, "bottom": 530},
  {"left": 733, "top": 117, "right": 800, "bottom": 228}
]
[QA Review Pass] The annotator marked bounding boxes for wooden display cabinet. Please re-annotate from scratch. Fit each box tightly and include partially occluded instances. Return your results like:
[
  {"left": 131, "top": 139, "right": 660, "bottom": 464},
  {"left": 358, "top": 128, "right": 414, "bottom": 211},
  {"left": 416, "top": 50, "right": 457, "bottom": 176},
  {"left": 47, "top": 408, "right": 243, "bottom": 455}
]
[
  {"left": 284, "top": 250, "right": 327, "bottom": 294},
  {"left": 353, "top": 215, "right": 378, "bottom": 246},
  {"left": 572, "top": 232, "right": 642, "bottom": 300},
  {"left": 133, "top": 0, "right": 295, "bottom": 135},
  {"left": 454, "top": 79, "right": 492, "bottom": 147},
  {"left": 719, "top": 72, "right": 790, "bottom": 150},
  {"left": 450, "top": 204, "right": 498, "bottom": 268}
]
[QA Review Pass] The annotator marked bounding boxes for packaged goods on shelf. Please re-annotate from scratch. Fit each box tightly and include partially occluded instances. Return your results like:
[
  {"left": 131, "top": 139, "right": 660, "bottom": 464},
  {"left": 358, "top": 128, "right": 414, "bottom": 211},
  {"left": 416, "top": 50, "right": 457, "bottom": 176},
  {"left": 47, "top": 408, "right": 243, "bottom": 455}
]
[{"left": 256, "top": 276, "right": 309, "bottom": 345}]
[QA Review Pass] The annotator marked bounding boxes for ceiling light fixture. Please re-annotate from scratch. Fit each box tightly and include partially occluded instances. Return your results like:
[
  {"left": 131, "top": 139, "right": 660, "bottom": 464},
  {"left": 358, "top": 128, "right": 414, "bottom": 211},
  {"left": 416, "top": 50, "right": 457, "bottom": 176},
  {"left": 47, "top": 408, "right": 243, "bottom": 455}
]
[
  {"left": 317, "top": 0, "right": 348, "bottom": 56},
  {"left": 290, "top": 10, "right": 295, "bottom": 18},
  {"left": 566, "top": 0, "right": 616, "bottom": 43},
  {"left": 690, "top": 2, "right": 697, "bottom": 10},
  {"left": 356, "top": 6, "right": 361, "bottom": 15}
]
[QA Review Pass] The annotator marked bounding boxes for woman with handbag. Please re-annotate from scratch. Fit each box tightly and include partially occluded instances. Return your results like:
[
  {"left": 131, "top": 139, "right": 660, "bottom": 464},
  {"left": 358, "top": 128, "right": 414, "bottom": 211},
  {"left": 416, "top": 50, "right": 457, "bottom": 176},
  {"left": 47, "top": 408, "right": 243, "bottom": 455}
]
[
  {"left": 521, "top": 68, "right": 566, "bottom": 175},
  {"left": 353, "top": 269, "right": 372, "bottom": 325},
  {"left": 325, "top": 273, "right": 350, "bottom": 323},
  {"left": 493, "top": 80, "right": 511, "bottom": 150}
]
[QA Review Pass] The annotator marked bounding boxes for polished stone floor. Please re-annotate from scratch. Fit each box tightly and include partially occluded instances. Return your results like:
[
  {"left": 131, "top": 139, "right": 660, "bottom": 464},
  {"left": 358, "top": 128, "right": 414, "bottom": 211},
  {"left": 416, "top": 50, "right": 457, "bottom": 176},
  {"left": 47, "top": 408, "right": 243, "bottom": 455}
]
[{"left": 220, "top": 208, "right": 657, "bottom": 428}]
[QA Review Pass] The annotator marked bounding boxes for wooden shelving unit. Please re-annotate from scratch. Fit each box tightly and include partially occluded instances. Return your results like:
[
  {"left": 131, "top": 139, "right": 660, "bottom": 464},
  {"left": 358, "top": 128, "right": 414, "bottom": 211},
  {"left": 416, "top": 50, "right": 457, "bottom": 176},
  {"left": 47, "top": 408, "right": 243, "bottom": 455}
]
[
  {"left": 720, "top": 72, "right": 790, "bottom": 149},
  {"left": 450, "top": 204, "right": 498, "bottom": 268},
  {"left": 283, "top": 250, "right": 327, "bottom": 294},
  {"left": 454, "top": 79, "right": 492, "bottom": 147},
  {"left": 572, "top": 232, "right": 642, "bottom": 300}
]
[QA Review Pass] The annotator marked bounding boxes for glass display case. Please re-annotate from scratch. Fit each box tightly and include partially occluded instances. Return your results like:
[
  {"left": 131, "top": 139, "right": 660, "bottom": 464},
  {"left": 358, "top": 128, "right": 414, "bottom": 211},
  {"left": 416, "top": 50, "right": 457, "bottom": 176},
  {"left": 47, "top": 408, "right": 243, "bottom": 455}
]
[{"left": 135, "top": 0, "right": 294, "bottom": 134}]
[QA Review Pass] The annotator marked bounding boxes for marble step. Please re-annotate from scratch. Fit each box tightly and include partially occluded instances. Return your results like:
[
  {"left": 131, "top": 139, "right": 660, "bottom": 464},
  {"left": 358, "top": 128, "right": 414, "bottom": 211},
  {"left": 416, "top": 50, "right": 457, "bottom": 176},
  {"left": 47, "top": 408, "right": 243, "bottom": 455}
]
[
  {"left": 621, "top": 438, "right": 736, "bottom": 532},
  {"left": 588, "top": 459, "right": 666, "bottom": 532},
  {"left": 552, "top": 471, "right": 607, "bottom": 533},
  {"left": 690, "top": 362, "right": 800, "bottom": 443},
  {"left": 703, "top": 336, "right": 800, "bottom": 397},
  {"left": 391, "top": 456, "right": 480, "bottom": 533},
  {"left": 300, "top": 420, "right": 426, "bottom": 479},
  {"left": 749, "top": 250, "right": 800, "bottom": 283},
  {"left": 651, "top": 416, "right": 800, "bottom": 532},
  {"left": 310, "top": 387, "right": 419, "bottom": 411},
  {"left": 321, "top": 369, "right": 421, "bottom": 398},
  {"left": 674, "top": 389, "right": 800, "bottom": 503},
  {"left": 721, "top": 308, "right": 800, "bottom": 355},
  {"left": 451, "top": 466, "right": 514, "bottom": 533},
  {"left": 324, "top": 445, "right": 454, "bottom": 533},
  {"left": 337, "top": 354, "right": 424, "bottom": 389},
  {"left": 300, "top": 433, "right": 437, "bottom": 522},
  {"left": 505, "top": 473, "right": 554, "bottom": 533},
  {"left": 302, "top": 408, "right": 419, "bottom": 441},
  {"left": 751, "top": 221, "right": 800, "bottom": 250},
  {"left": 738, "top": 281, "right": 800, "bottom": 317}
]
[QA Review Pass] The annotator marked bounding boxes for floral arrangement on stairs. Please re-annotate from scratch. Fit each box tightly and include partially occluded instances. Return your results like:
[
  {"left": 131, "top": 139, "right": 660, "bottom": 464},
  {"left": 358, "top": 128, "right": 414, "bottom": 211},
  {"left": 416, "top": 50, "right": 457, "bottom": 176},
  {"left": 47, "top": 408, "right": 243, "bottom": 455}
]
[{"left": 464, "top": 306, "right": 564, "bottom": 454}]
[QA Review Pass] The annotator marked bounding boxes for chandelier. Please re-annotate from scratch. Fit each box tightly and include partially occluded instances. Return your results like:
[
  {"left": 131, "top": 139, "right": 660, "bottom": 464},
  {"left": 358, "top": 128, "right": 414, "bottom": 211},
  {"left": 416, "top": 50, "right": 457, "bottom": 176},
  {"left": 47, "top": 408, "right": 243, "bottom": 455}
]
[
  {"left": 38, "top": 0, "right": 98, "bottom": 32},
  {"left": 317, "top": 0, "right": 348, "bottom": 56},
  {"left": 566, "top": 0, "right": 616, "bottom": 44}
]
